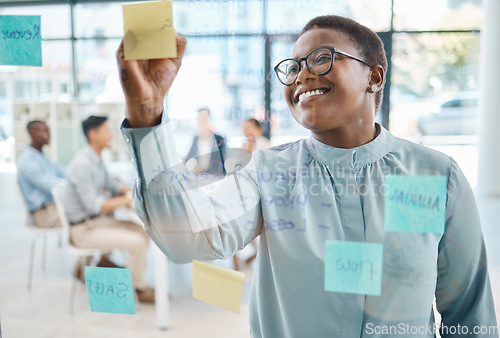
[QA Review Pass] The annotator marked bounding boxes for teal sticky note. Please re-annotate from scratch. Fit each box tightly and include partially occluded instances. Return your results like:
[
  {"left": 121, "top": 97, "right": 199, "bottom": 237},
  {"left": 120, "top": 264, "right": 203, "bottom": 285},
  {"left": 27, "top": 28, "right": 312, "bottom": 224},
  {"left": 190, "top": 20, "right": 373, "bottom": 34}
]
[
  {"left": 85, "top": 267, "right": 136, "bottom": 315},
  {"left": 385, "top": 175, "right": 447, "bottom": 234},
  {"left": 324, "top": 240, "right": 383, "bottom": 296},
  {"left": 0, "top": 15, "right": 42, "bottom": 66}
]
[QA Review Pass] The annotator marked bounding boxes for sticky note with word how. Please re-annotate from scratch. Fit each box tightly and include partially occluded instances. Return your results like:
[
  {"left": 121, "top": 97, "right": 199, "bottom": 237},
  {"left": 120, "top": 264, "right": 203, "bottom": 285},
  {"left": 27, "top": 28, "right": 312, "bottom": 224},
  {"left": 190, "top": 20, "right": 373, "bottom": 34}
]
[
  {"left": 385, "top": 175, "right": 447, "bottom": 234},
  {"left": 324, "top": 240, "right": 383, "bottom": 296},
  {"left": 122, "top": 1, "right": 176, "bottom": 60},
  {"left": 192, "top": 260, "right": 245, "bottom": 314},
  {"left": 0, "top": 15, "right": 42, "bottom": 66},
  {"left": 85, "top": 266, "right": 136, "bottom": 315}
]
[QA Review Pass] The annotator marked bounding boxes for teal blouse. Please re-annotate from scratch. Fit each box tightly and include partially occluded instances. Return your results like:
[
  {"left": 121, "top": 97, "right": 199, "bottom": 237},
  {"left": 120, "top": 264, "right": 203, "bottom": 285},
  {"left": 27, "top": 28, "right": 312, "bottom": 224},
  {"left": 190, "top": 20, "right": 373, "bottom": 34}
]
[{"left": 121, "top": 116, "right": 497, "bottom": 338}]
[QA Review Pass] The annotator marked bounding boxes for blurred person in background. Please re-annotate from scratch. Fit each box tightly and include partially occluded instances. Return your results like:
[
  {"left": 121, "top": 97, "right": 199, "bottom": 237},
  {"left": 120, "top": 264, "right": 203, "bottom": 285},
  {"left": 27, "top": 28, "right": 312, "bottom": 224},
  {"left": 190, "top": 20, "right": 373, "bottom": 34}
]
[
  {"left": 242, "top": 118, "right": 271, "bottom": 153},
  {"left": 65, "top": 115, "right": 154, "bottom": 302},
  {"left": 184, "top": 107, "right": 226, "bottom": 176},
  {"left": 17, "top": 120, "right": 65, "bottom": 228}
]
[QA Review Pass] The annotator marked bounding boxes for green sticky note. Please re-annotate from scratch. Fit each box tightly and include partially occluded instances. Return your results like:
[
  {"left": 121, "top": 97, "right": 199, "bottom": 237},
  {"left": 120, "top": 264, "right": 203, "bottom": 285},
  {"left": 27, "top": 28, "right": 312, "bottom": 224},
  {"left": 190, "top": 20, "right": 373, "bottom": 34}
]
[
  {"left": 0, "top": 15, "right": 42, "bottom": 66},
  {"left": 385, "top": 175, "right": 447, "bottom": 234},
  {"left": 85, "top": 267, "right": 136, "bottom": 315},
  {"left": 324, "top": 240, "right": 383, "bottom": 296}
]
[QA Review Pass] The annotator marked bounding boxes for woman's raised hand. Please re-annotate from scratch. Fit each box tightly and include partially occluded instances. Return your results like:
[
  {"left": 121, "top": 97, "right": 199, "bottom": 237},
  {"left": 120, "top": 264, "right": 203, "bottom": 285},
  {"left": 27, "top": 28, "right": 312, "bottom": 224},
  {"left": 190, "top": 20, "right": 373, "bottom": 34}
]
[{"left": 116, "top": 31, "right": 187, "bottom": 128}]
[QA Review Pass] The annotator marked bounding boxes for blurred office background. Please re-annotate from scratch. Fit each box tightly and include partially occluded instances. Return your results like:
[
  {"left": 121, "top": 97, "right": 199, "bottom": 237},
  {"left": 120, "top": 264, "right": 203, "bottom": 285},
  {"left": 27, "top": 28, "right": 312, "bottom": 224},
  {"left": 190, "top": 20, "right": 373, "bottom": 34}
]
[{"left": 1, "top": 0, "right": 499, "bottom": 337}]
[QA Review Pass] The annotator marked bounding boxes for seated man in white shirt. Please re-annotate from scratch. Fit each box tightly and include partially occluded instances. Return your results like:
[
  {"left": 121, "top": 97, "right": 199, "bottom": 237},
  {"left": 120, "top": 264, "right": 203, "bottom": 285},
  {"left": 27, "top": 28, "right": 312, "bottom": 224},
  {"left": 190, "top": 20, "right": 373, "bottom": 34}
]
[
  {"left": 17, "top": 120, "right": 65, "bottom": 228},
  {"left": 65, "top": 115, "right": 154, "bottom": 303}
]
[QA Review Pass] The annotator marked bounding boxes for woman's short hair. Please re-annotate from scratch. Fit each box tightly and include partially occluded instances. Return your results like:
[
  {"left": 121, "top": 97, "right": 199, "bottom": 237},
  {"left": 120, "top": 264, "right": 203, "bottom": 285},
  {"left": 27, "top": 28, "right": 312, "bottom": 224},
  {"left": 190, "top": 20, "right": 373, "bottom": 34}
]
[{"left": 301, "top": 15, "right": 388, "bottom": 113}]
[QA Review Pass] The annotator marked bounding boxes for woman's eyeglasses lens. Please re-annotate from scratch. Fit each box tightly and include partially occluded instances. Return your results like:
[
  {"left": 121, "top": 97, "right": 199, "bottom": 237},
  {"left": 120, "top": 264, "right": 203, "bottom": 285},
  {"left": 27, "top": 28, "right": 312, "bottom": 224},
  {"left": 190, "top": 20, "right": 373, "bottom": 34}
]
[{"left": 275, "top": 48, "right": 334, "bottom": 85}]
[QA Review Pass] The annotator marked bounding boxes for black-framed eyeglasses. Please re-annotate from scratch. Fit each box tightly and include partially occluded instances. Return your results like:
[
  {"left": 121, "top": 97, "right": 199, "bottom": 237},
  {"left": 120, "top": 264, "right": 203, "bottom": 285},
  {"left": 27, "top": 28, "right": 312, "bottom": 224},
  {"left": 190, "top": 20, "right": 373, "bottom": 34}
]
[{"left": 274, "top": 46, "right": 373, "bottom": 86}]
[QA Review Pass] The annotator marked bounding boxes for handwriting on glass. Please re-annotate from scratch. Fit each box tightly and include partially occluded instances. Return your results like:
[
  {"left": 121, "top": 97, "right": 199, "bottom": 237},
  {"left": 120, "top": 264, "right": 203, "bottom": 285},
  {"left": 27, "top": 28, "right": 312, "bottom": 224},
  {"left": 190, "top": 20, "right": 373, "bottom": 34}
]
[
  {"left": 244, "top": 218, "right": 331, "bottom": 233},
  {"left": 387, "top": 188, "right": 440, "bottom": 212},
  {"left": 1, "top": 24, "right": 40, "bottom": 40},
  {"left": 86, "top": 279, "right": 129, "bottom": 298},
  {"left": 336, "top": 258, "right": 376, "bottom": 280}
]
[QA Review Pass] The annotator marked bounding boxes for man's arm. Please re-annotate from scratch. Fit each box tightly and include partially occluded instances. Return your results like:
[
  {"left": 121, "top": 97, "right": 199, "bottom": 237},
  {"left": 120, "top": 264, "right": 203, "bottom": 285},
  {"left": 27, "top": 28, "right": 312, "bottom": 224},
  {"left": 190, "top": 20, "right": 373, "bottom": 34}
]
[
  {"left": 435, "top": 159, "right": 498, "bottom": 337},
  {"left": 100, "top": 195, "right": 132, "bottom": 214},
  {"left": 68, "top": 160, "right": 131, "bottom": 216}
]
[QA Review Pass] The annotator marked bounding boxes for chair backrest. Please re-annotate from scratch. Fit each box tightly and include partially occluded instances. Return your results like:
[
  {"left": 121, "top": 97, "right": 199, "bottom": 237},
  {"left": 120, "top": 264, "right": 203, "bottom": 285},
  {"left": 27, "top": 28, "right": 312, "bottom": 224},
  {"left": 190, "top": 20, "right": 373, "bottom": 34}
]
[
  {"left": 16, "top": 180, "right": 36, "bottom": 227},
  {"left": 51, "top": 180, "right": 72, "bottom": 247}
]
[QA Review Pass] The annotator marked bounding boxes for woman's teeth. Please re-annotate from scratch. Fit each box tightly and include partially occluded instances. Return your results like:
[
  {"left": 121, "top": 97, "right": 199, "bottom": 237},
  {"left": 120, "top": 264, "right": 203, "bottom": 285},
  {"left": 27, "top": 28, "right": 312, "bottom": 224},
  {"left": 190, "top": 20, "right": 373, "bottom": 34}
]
[{"left": 298, "top": 89, "right": 327, "bottom": 102}]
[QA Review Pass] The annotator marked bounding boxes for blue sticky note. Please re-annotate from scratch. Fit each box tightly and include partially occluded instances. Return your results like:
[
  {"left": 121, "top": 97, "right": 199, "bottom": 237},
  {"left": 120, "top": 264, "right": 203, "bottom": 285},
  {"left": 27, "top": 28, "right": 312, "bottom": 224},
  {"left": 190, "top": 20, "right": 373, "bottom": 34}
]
[
  {"left": 85, "top": 267, "right": 136, "bottom": 315},
  {"left": 0, "top": 15, "right": 42, "bottom": 66},
  {"left": 385, "top": 175, "right": 447, "bottom": 234},
  {"left": 324, "top": 240, "right": 383, "bottom": 296}
]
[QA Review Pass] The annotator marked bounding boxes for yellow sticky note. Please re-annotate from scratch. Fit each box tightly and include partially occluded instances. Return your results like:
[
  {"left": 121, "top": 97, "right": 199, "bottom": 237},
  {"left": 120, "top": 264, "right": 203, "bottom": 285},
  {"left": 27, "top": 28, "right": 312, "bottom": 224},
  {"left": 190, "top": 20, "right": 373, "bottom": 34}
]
[
  {"left": 192, "top": 260, "right": 245, "bottom": 314},
  {"left": 122, "top": 0, "right": 177, "bottom": 60}
]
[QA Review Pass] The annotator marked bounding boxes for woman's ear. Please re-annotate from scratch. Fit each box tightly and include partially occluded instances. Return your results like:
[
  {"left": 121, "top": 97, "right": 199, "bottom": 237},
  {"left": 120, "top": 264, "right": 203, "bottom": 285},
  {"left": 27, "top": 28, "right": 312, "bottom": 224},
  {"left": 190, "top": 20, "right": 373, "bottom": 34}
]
[{"left": 368, "top": 65, "right": 385, "bottom": 93}]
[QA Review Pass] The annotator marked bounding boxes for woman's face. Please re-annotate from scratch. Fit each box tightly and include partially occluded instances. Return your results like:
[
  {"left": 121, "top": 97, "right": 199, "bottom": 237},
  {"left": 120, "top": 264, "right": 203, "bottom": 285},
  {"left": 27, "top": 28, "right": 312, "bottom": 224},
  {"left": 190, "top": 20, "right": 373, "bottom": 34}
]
[
  {"left": 197, "top": 110, "right": 212, "bottom": 135},
  {"left": 243, "top": 121, "right": 262, "bottom": 141},
  {"left": 283, "top": 28, "right": 374, "bottom": 133}
]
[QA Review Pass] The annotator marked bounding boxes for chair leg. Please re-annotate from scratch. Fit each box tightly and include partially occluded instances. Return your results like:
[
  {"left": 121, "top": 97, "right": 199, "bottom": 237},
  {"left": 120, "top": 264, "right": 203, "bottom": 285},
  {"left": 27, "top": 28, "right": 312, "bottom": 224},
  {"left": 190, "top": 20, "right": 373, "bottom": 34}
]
[
  {"left": 27, "top": 238, "right": 36, "bottom": 290},
  {"left": 69, "top": 257, "right": 82, "bottom": 315},
  {"left": 42, "top": 236, "right": 47, "bottom": 271}
]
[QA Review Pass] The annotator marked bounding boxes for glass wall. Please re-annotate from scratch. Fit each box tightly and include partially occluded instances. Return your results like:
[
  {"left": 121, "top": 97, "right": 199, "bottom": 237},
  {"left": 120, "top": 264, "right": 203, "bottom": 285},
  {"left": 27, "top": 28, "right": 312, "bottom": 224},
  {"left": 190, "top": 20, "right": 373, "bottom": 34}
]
[
  {"left": 389, "top": 0, "right": 482, "bottom": 140},
  {"left": 390, "top": 33, "right": 480, "bottom": 139},
  {"left": 0, "top": 0, "right": 484, "bottom": 164}
]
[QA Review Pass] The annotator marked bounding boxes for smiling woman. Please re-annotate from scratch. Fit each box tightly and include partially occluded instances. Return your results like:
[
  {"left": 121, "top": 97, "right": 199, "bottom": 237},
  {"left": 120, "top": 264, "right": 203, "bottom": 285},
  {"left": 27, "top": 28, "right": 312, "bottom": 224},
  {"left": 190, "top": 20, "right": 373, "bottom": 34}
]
[
  {"left": 278, "top": 16, "right": 387, "bottom": 149},
  {"left": 117, "top": 14, "right": 497, "bottom": 338}
]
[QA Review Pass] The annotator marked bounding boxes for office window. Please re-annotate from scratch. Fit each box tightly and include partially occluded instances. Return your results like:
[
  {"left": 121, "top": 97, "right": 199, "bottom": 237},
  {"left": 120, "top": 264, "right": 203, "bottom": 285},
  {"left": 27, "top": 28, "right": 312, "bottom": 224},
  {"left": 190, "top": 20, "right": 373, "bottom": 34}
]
[
  {"left": 393, "top": 0, "right": 482, "bottom": 31},
  {"left": 0, "top": 0, "right": 485, "bottom": 162},
  {"left": 74, "top": 3, "right": 124, "bottom": 38},
  {"left": 167, "top": 36, "right": 264, "bottom": 154},
  {"left": 173, "top": 0, "right": 264, "bottom": 35},
  {"left": 75, "top": 39, "right": 122, "bottom": 103},
  {"left": 0, "top": 5, "right": 71, "bottom": 39},
  {"left": 389, "top": 33, "right": 480, "bottom": 138}
]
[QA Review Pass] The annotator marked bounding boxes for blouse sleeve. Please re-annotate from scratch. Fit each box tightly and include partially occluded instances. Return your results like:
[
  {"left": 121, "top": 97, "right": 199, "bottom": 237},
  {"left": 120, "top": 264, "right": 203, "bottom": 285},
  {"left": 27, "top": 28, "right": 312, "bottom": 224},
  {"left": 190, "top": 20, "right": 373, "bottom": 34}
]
[
  {"left": 121, "top": 115, "right": 263, "bottom": 264},
  {"left": 435, "top": 158, "right": 498, "bottom": 337}
]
